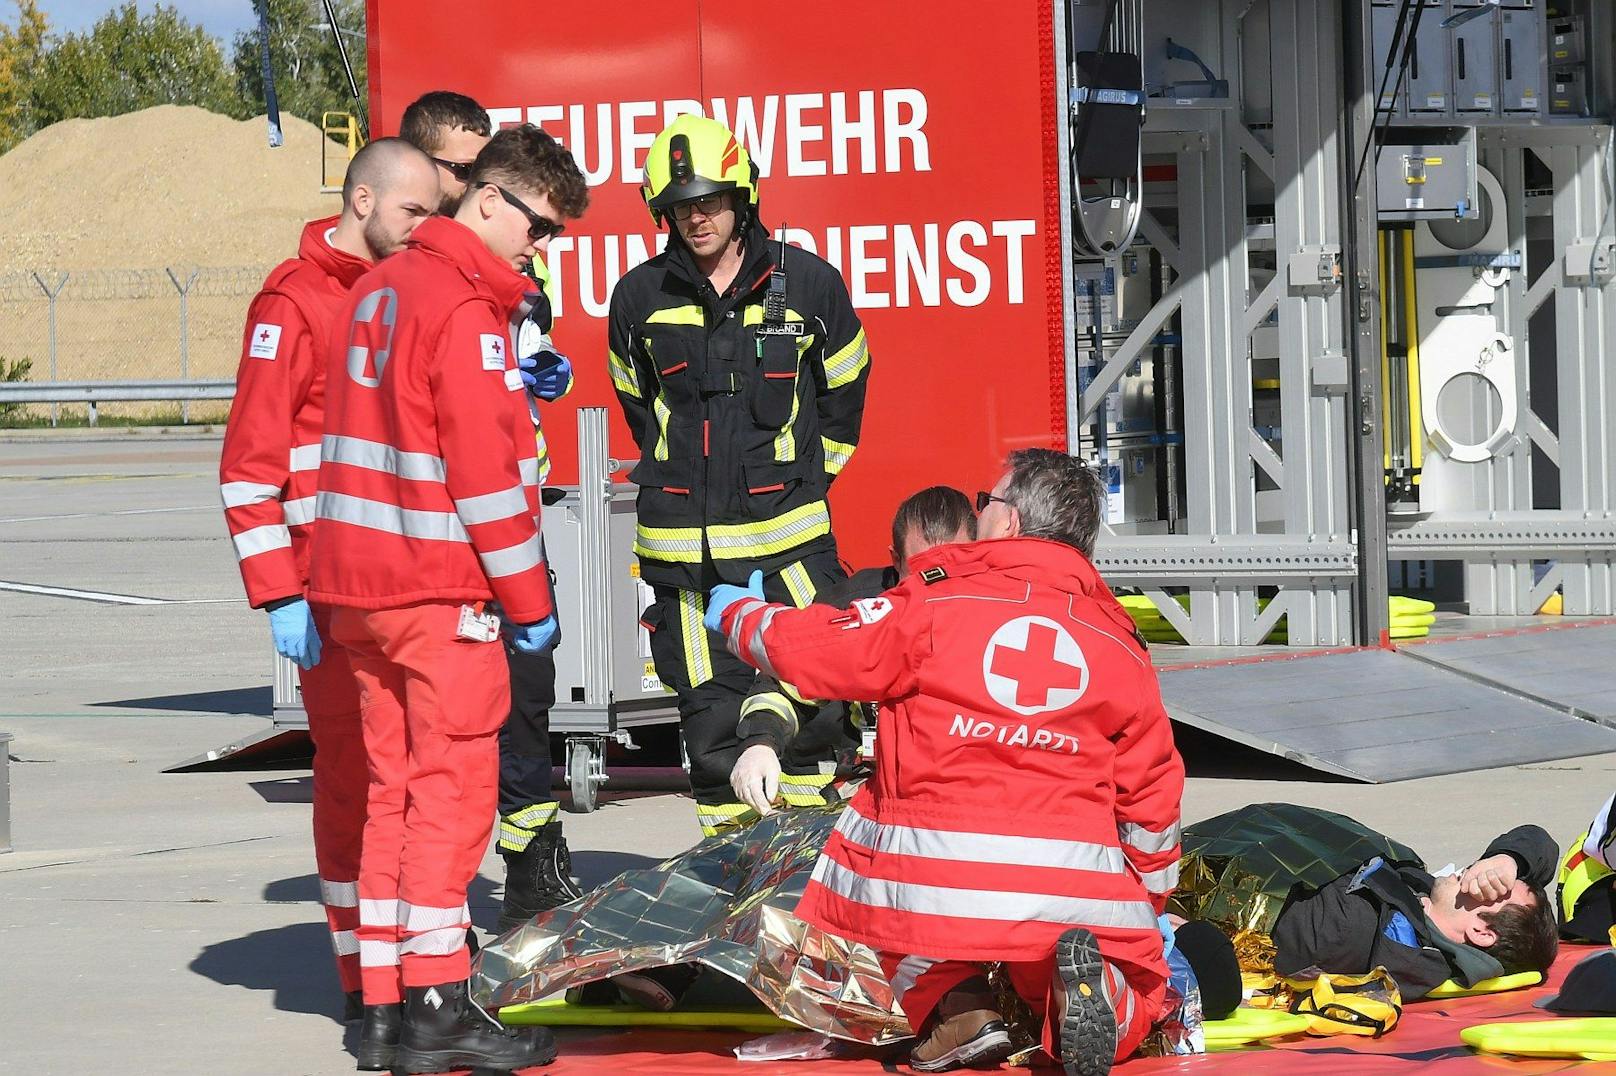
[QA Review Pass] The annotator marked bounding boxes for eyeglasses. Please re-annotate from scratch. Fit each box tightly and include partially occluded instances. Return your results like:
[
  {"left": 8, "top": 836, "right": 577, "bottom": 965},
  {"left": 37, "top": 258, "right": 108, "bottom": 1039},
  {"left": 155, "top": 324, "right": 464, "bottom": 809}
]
[
  {"left": 976, "top": 491, "right": 1011, "bottom": 512},
  {"left": 670, "top": 192, "right": 731, "bottom": 221},
  {"left": 431, "top": 157, "right": 475, "bottom": 182},
  {"left": 479, "top": 182, "right": 565, "bottom": 242}
]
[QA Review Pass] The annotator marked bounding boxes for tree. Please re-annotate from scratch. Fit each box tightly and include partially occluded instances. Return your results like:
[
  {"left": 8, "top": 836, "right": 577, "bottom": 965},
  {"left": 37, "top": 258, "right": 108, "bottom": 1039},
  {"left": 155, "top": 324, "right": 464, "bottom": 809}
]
[
  {"left": 28, "top": 3, "right": 246, "bottom": 127},
  {"left": 0, "top": 0, "right": 48, "bottom": 151},
  {"left": 232, "top": 0, "right": 367, "bottom": 128}
]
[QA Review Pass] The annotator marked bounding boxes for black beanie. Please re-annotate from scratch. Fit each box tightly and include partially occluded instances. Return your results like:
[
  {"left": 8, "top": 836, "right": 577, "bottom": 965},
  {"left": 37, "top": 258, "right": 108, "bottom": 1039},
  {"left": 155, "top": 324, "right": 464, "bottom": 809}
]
[{"left": 1174, "top": 920, "right": 1243, "bottom": 1020}]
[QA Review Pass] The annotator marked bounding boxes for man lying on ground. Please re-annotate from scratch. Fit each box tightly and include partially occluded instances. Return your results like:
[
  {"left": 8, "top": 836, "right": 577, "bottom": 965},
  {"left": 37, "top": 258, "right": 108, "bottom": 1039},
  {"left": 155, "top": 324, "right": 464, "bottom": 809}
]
[{"left": 1271, "top": 823, "right": 1560, "bottom": 1000}]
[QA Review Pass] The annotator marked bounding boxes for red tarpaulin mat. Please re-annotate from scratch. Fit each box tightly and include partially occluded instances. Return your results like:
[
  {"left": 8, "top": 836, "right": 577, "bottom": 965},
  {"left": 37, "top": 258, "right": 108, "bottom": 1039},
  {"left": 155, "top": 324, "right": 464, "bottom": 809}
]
[{"left": 535, "top": 949, "right": 1611, "bottom": 1074}]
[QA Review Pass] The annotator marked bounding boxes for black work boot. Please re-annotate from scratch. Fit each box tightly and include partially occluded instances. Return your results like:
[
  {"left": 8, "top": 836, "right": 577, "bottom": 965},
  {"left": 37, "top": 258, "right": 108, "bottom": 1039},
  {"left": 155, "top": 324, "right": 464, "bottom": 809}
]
[
  {"left": 354, "top": 1001, "right": 402, "bottom": 1071},
  {"left": 392, "top": 980, "right": 556, "bottom": 1074},
  {"left": 344, "top": 990, "right": 364, "bottom": 1023},
  {"left": 498, "top": 821, "right": 583, "bottom": 932}
]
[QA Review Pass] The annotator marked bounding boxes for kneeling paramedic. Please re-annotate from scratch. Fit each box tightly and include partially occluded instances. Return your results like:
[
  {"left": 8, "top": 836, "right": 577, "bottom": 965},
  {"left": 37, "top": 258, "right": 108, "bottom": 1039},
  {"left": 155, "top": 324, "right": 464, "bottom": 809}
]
[
  {"left": 309, "top": 125, "right": 585, "bottom": 1075},
  {"left": 606, "top": 114, "right": 871, "bottom": 839},
  {"left": 709, "top": 449, "right": 1185, "bottom": 1076},
  {"left": 220, "top": 138, "right": 438, "bottom": 1049}
]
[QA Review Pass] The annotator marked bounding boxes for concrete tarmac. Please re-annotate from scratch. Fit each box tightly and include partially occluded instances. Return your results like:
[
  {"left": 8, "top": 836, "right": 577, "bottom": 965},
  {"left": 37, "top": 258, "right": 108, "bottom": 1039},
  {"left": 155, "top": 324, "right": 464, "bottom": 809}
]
[{"left": 2, "top": 434, "right": 1612, "bottom": 1074}]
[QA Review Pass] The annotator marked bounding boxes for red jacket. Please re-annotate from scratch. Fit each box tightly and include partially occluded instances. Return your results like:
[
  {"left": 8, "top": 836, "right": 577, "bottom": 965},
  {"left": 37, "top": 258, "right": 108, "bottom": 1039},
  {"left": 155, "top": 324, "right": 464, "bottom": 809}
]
[
  {"left": 307, "top": 217, "right": 553, "bottom": 624},
  {"left": 721, "top": 538, "right": 1184, "bottom": 984},
  {"left": 219, "top": 217, "right": 370, "bottom": 608}
]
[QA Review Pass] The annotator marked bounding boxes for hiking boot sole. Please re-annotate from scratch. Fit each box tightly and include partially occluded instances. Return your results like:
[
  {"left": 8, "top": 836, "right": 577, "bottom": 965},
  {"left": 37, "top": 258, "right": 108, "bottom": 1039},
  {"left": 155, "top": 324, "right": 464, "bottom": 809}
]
[{"left": 1054, "top": 928, "right": 1116, "bottom": 1076}]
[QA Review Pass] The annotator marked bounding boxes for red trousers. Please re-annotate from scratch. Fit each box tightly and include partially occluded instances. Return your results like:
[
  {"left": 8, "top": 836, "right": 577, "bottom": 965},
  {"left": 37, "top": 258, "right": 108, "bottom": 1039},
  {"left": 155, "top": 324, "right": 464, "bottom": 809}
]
[
  {"left": 302, "top": 602, "right": 365, "bottom": 996},
  {"left": 331, "top": 601, "right": 510, "bottom": 1003},
  {"left": 878, "top": 949, "right": 1155, "bottom": 1063}
]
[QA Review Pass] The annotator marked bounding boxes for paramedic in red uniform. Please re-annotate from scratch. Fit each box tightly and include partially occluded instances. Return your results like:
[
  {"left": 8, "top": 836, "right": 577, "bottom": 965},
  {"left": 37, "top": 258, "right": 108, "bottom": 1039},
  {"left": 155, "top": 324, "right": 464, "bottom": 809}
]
[
  {"left": 218, "top": 136, "right": 437, "bottom": 1042},
  {"left": 711, "top": 449, "right": 1185, "bottom": 1076},
  {"left": 308, "top": 125, "right": 586, "bottom": 1076}
]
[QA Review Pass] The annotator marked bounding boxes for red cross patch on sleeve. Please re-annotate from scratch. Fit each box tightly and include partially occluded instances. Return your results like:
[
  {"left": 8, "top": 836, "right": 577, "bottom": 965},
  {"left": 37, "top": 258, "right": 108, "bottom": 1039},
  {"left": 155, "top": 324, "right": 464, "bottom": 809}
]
[
  {"left": 481, "top": 333, "right": 508, "bottom": 371},
  {"left": 248, "top": 323, "right": 282, "bottom": 360}
]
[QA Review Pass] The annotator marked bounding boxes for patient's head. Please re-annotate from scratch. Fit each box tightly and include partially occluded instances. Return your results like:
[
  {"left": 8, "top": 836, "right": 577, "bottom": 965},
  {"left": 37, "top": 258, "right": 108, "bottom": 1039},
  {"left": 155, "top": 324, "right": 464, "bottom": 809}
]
[
  {"left": 890, "top": 485, "right": 977, "bottom": 576},
  {"left": 1424, "top": 874, "right": 1559, "bottom": 974}
]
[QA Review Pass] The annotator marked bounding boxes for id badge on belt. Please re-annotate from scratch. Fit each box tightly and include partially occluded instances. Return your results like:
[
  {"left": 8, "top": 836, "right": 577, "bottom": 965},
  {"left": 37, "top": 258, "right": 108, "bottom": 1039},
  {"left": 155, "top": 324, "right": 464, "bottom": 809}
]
[{"left": 456, "top": 602, "right": 501, "bottom": 643}]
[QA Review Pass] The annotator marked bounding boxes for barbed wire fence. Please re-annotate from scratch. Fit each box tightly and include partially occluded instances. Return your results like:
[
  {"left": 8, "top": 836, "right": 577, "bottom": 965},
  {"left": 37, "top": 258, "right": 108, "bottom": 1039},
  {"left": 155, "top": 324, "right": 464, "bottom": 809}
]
[{"left": 0, "top": 267, "right": 270, "bottom": 425}]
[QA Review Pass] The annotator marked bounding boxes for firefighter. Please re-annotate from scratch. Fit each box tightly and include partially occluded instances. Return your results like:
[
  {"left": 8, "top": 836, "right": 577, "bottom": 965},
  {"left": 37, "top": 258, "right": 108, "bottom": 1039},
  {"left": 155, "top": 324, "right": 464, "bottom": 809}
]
[
  {"left": 219, "top": 137, "right": 438, "bottom": 1057},
  {"left": 730, "top": 486, "right": 977, "bottom": 818},
  {"left": 606, "top": 114, "right": 872, "bottom": 839},
  {"left": 399, "top": 90, "right": 492, "bottom": 214},
  {"left": 710, "top": 450, "right": 1186, "bottom": 1076},
  {"left": 496, "top": 228, "right": 586, "bottom": 930},
  {"left": 309, "top": 125, "right": 586, "bottom": 1075}
]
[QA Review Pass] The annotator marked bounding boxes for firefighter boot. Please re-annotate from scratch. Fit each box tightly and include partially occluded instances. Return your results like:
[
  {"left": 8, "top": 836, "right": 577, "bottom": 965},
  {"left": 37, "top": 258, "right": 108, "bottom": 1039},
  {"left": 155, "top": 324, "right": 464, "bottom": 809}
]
[
  {"left": 498, "top": 821, "right": 583, "bottom": 932},
  {"left": 908, "top": 975, "right": 1013, "bottom": 1072},
  {"left": 354, "top": 1001, "right": 402, "bottom": 1071},
  {"left": 1051, "top": 927, "right": 1117, "bottom": 1076},
  {"left": 392, "top": 980, "right": 557, "bottom": 1074}
]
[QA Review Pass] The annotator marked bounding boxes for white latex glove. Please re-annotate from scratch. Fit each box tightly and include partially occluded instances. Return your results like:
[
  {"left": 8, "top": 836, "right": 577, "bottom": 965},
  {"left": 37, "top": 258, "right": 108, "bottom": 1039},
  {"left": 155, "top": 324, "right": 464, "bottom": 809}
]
[{"left": 731, "top": 743, "right": 782, "bottom": 817}]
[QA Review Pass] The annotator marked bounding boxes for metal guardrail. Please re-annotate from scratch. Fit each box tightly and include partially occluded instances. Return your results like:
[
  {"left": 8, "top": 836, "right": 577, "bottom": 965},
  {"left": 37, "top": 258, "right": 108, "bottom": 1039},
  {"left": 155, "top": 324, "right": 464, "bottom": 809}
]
[{"left": 0, "top": 379, "right": 235, "bottom": 426}]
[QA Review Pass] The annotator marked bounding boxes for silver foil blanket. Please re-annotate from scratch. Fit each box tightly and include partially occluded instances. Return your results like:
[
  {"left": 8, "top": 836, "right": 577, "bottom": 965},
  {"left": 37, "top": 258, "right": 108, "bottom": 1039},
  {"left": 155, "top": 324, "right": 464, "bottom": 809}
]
[{"left": 471, "top": 805, "right": 913, "bottom": 1045}]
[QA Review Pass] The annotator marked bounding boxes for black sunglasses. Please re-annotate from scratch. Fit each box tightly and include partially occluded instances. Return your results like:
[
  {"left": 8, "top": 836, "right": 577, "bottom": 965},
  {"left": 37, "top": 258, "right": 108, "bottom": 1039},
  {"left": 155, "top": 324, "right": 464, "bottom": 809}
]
[
  {"left": 479, "top": 182, "right": 565, "bottom": 241},
  {"left": 976, "top": 491, "right": 1010, "bottom": 512},
  {"left": 431, "top": 156, "right": 475, "bottom": 182}
]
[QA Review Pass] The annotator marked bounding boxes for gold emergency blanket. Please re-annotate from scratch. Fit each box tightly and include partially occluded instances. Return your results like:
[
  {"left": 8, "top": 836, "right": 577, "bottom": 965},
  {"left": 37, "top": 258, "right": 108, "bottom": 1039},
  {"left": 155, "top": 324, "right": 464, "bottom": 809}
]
[
  {"left": 1168, "top": 802, "right": 1421, "bottom": 976},
  {"left": 470, "top": 804, "right": 913, "bottom": 1045}
]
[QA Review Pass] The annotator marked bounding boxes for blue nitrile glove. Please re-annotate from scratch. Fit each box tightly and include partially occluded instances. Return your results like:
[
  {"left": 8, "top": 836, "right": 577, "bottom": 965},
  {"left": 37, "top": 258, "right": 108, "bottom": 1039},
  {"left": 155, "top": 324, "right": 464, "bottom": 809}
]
[
  {"left": 705, "top": 570, "right": 765, "bottom": 633},
  {"left": 519, "top": 349, "right": 573, "bottom": 401},
  {"left": 505, "top": 614, "right": 559, "bottom": 653},
  {"left": 267, "top": 597, "right": 322, "bottom": 670}
]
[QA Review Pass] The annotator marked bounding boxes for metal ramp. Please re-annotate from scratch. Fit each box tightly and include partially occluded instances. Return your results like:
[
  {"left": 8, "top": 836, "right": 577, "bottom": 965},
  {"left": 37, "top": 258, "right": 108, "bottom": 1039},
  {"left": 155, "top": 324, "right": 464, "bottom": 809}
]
[
  {"left": 1400, "top": 621, "right": 1616, "bottom": 728},
  {"left": 1158, "top": 646, "right": 1616, "bottom": 782}
]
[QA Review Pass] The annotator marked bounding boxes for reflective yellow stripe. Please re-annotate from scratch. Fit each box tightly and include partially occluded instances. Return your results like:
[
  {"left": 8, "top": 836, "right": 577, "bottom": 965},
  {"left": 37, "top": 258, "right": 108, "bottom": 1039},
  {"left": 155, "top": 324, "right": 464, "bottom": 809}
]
[
  {"left": 534, "top": 429, "right": 552, "bottom": 485},
  {"left": 678, "top": 589, "right": 713, "bottom": 687},
  {"left": 498, "top": 801, "right": 561, "bottom": 851},
  {"left": 772, "top": 362, "right": 803, "bottom": 462},
  {"left": 781, "top": 561, "right": 816, "bottom": 608},
  {"left": 821, "top": 436, "right": 856, "bottom": 476},
  {"left": 707, "top": 501, "right": 831, "bottom": 560},
  {"left": 634, "top": 523, "right": 703, "bottom": 563},
  {"left": 823, "top": 328, "right": 869, "bottom": 388},
  {"left": 739, "top": 690, "right": 800, "bottom": 736},
  {"left": 505, "top": 802, "right": 560, "bottom": 830},
  {"left": 608, "top": 347, "right": 640, "bottom": 398},
  {"left": 780, "top": 679, "right": 814, "bottom": 705},
  {"left": 651, "top": 394, "right": 672, "bottom": 461},
  {"left": 498, "top": 823, "right": 537, "bottom": 851},
  {"left": 779, "top": 770, "right": 836, "bottom": 807},
  {"left": 646, "top": 305, "right": 705, "bottom": 327},
  {"left": 742, "top": 305, "right": 804, "bottom": 326},
  {"left": 696, "top": 801, "right": 760, "bottom": 836}
]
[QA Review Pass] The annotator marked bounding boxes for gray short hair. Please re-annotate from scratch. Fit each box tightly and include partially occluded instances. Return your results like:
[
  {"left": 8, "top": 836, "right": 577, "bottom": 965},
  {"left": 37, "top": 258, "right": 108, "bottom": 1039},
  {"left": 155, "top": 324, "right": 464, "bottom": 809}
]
[{"left": 1002, "top": 448, "right": 1105, "bottom": 557}]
